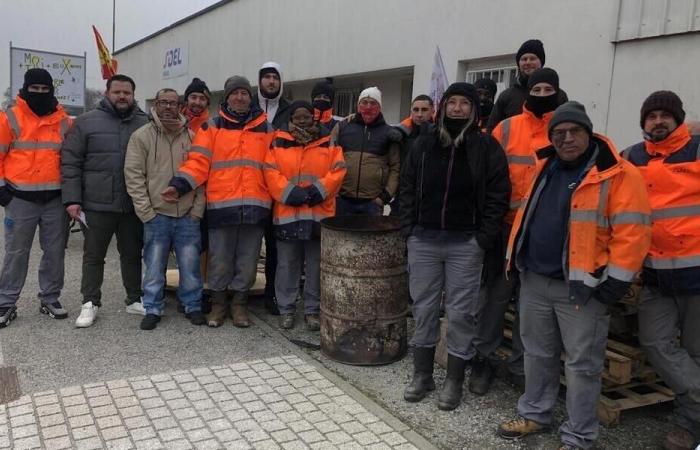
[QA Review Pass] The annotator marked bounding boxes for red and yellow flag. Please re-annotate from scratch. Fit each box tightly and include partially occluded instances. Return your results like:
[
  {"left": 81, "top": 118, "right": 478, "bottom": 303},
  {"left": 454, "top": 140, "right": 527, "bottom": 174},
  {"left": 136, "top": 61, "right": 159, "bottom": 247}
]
[{"left": 92, "top": 25, "right": 118, "bottom": 80}]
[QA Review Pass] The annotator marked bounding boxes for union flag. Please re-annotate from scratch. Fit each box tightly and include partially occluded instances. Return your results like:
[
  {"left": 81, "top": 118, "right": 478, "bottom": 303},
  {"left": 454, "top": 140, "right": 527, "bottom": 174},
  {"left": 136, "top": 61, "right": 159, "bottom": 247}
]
[{"left": 92, "top": 25, "right": 118, "bottom": 80}]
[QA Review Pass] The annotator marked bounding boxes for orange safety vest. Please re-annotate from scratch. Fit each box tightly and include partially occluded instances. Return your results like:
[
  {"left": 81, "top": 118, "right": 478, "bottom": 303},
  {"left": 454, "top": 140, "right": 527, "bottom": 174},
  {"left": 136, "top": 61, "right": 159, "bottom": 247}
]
[
  {"left": 492, "top": 107, "right": 552, "bottom": 223},
  {"left": 264, "top": 130, "right": 346, "bottom": 239},
  {"left": 624, "top": 123, "right": 700, "bottom": 271},
  {"left": 0, "top": 97, "right": 71, "bottom": 192},
  {"left": 506, "top": 134, "right": 651, "bottom": 304},
  {"left": 174, "top": 107, "right": 273, "bottom": 225}
]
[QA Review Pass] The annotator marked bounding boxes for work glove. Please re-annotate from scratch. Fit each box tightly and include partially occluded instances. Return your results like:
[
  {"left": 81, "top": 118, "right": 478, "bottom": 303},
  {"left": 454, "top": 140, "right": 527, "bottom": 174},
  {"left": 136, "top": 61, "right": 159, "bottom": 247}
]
[
  {"left": 285, "top": 186, "right": 308, "bottom": 206},
  {"left": 305, "top": 185, "right": 324, "bottom": 207},
  {"left": 594, "top": 276, "right": 631, "bottom": 305}
]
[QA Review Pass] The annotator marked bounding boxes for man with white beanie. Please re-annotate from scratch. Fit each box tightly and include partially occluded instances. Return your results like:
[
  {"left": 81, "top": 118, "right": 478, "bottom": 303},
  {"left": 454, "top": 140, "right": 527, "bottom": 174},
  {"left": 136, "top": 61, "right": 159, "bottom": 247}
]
[{"left": 331, "top": 87, "right": 401, "bottom": 215}]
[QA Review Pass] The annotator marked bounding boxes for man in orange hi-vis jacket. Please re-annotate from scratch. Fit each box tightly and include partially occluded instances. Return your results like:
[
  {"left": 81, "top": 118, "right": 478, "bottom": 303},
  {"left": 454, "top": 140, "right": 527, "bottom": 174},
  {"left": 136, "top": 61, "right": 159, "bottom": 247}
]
[
  {"left": 162, "top": 75, "right": 273, "bottom": 329},
  {"left": 0, "top": 69, "right": 71, "bottom": 328}
]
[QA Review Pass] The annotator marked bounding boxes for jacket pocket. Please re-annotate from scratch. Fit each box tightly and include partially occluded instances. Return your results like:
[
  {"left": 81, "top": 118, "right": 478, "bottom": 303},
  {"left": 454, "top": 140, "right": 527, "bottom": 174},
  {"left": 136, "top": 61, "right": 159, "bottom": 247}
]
[{"left": 84, "top": 172, "right": 114, "bottom": 204}]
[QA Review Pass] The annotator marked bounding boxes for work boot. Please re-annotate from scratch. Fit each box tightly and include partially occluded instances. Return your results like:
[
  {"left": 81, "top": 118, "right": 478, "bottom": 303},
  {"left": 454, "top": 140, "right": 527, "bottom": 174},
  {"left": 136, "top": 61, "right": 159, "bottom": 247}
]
[
  {"left": 0, "top": 306, "right": 18, "bottom": 328},
  {"left": 305, "top": 314, "right": 320, "bottom": 331},
  {"left": 664, "top": 426, "right": 697, "bottom": 450},
  {"left": 403, "top": 347, "right": 436, "bottom": 402},
  {"left": 140, "top": 314, "right": 161, "bottom": 330},
  {"left": 207, "top": 291, "right": 227, "bottom": 327},
  {"left": 280, "top": 313, "right": 295, "bottom": 329},
  {"left": 231, "top": 291, "right": 250, "bottom": 328},
  {"left": 40, "top": 301, "right": 68, "bottom": 319},
  {"left": 468, "top": 355, "right": 493, "bottom": 396},
  {"left": 497, "top": 416, "right": 550, "bottom": 440},
  {"left": 437, "top": 354, "right": 468, "bottom": 411},
  {"left": 186, "top": 311, "right": 206, "bottom": 326}
]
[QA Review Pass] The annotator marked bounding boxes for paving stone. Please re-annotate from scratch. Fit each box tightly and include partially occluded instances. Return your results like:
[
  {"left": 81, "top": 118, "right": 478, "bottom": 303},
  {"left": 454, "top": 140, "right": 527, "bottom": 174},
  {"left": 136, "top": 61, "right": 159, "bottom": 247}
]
[
  {"left": 254, "top": 439, "right": 282, "bottom": 450},
  {"left": 353, "top": 431, "right": 381, "bottom": 446},
  {"left": 196, "top": 375, "right": 218, "bottom": 385},
  {"left": 68, "top": 414, "right": 94, "bottom": 428},
  {"left": 198, "top": 408, "right": 223, "bottom": 421},
  {"left": 106, "top": 380, "right": 130, "bottom": 390},
  {"left": 277, "top": 410, "right": 302, "bottom": 423},
  {"left": 88, "top": 395, "right": 113, "bottom": 407},
  {"left": 118, "top": 406, "right": 144, "bottom": 419},
  {"left": 213, "top": 428, "right": 242, "bottom": 443},
  {"left": 288, "top": 420, "right": 314, "bottom": 433},
  {"left": 114, "top": 397, "right": 139, "bottom": 409},
  {"left": 10, "top": 413, "right": 36, "bottom": 426},
  {"left": 299, "top": 429, "right": 325, "bottom": 444},
  {"left": 97, "top": 415, "right": 123, "bottom": 430},
  {"left": 12, "top": 435, "right": 41, "bottom": 449},
  {"left": 243, "top": 400, "right": 266, "bottom": 413},
  {"left": 367, "top": 422, "right": 393, "bottom": 435},
  {"left": 59, "top": 386, "right": 83, "bottom": 397},
  {"left": 284, "top": 441, "right": 312, "bottom": 450},
  {"left": 43, "top": 436, "right": 72, "bottom": 450},
  {"left": 150, "top": 416, "right": 178, "bottom": 431},
  {"left": 140, "top": 397, "right": 165, "bottom": 409},
  {"left": 271, "top": 429, "right": 297, "bottom": 443},
  {"left": 158, "top": 427, "right": 185, "bottom": 442},
  {"left": 193, "top": 439, "right": 220, "bottom": 450},
  {"left": 232, "top": 418, "right": 261, "bottom": 432},
  {"left": 72, "top": 424, "right": 99, "bottom": 440},
  {"left": 243, "top": 428, "right": 270, "bottom": 442},
  {"left": 315, "top": 420, "right": 341, "bottom": 434},
  {"left": 85, "top": 386, "right": 109, "bottom": 398},
  {"left": 101, "top": 425, "right": 129, "bottom": 440},
  {"left": 165, "top": 439, "right": 193, "bottom": 450},
  {"left": 149, "top": 374, "right": 172, "bottom": 383},
  {"left": 258, "top": 419, "right": 287, "bottom": 433},
  {"left": 42, "top": 423, "right": 69, "bottom": 439},
  {"left": 33, "top": 394, "right": 59, "bottom": 406},
  {"left": 184, "top": 391, "right": 208, "bottom": 402},
  {"left": 12, "top": 423, "right": 39, "bottom": 438},
  {"left": 293, "top": 401, "right": 317, "bottom": 414},
  {"left": 186, "top": 427, "right": 213, "bottom": 442},
  {"left": 154, "top": 381, "right": 177, "bottom": 392},
  {"left": 206, "top": 418, "right": 231, "bottom": 432},
  {"left": 268, "top": 401, "right": 293, "bottom": 414},
  {"left": 250, "top": 384, "right": 274, "bottom": 395},
  {"left": 134, "top": 389, "right": 158, "bottom": 400},
  {"left": 130, "top": 426, "right": 157, "bottom": 441},
  {"left": 225, "top": 408, "right": 250, "bottom": 422},
  {"left": 105, "top": 437, "right": 134, "bottom": 450},
  {"left": 173, "top": 373, "right": 196, "bottom": 384},
  {"left": 191, "top": 399, "right": 216, "bottom": 411},
  {"left": 144, "top": 407, "right": 170, "bottom": 420},
  {"left": 133, "top": 437, "right": 163, "bottom": 449},
  {"left": 129, "top": 380, "right": 154, "bottom": 390},
  {"left": 172, "top": 408, "right": 198, "bottom": 421},
  {"left": 179, "top": 417, "right": 205, "bottom": 431},
  {"left": 73, "top": 437, "right": 104, "bottom": 450},
  {"left": 379, "top": 432, "right": 407, "bottom": 446},
  {"left": 209, "top": 390, "right": 234, "bottom": 403},
  {"left": 9, "top": 403, "right": 35, "bottom": 417},
  {"left": 93, "top": 404, "right": 119, "bottom": 418},
  {"left": 161, "top": 390, "right": 185, "bottom": 401},
  {"left": 124, "top": 416, "right": 150, "bottom": 430},
  {"left": 235, "top": 391, "right": 257, "bottom": 403},
  {"left": 393, "top": 444, "right": 418, "bottom": 450}
]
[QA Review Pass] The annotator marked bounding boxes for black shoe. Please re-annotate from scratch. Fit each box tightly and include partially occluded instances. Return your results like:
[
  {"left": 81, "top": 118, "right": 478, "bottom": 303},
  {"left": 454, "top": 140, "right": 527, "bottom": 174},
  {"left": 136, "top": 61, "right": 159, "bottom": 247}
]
[
  {"left": 468, "top": 355, "right": 493, "bottom": 396},
  {"left": 438, "top": 354, "right": 468, "bottom": 411},
  {"left": 140, "top": 314, "right": 161, "bottom": 330},
  {"left": 40, "top": 301, "right": 68, "bottom": 319},
  {"left": 265, "top": 295, "right": 280, "bottom": 316},
  {"left": 0, "top": 306, "right": 18, "bottom": 328},
  {"left": 404, "top": 347, "right": 436, "bottom": 402},
  {"left": 186, "top": 311, "right": 206, "bottom": 326}
]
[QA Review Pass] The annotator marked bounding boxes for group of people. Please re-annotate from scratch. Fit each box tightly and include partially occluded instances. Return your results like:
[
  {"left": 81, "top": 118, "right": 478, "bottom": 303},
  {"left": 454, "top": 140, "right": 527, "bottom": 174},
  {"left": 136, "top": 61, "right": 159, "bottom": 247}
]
[{"left": 0, "top": 37, "right": 697, "bottom": 450}]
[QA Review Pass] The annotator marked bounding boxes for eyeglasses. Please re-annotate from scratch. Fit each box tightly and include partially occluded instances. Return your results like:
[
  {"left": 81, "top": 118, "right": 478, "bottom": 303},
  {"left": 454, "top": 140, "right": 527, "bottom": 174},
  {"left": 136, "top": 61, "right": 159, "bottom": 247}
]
[
  {"left": 156, "top": 100, "right": 179, "bottom": 108},
  {"left": 551, "top": 126, "right": 586, "bottom": 142}
]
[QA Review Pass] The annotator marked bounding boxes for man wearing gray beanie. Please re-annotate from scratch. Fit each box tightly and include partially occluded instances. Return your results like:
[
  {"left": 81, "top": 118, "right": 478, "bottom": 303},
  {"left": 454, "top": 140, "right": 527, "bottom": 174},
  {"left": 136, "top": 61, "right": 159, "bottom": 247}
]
[{"left": 498, "top": 101, "right": 651, "bottom": 449}]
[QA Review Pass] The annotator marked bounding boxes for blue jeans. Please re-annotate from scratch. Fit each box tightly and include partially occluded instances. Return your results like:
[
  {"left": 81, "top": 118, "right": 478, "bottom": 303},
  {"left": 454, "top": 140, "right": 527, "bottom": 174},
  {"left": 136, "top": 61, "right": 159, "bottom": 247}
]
[
  {"left": 142, "top": 214, "right": 202, "bottom": 315},
  {"left": 335, "top": 196, "right": 383, "bottom": 216}
]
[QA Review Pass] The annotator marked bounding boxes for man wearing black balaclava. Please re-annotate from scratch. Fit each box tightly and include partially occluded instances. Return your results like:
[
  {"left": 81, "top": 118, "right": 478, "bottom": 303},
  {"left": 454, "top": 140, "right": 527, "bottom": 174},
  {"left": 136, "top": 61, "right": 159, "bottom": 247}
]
[
  {"left": 474, "top": 78, "right": 497, "bottom": 131},
  {"left": 0, "top": 68, "right": 72, "bottom": 328}
]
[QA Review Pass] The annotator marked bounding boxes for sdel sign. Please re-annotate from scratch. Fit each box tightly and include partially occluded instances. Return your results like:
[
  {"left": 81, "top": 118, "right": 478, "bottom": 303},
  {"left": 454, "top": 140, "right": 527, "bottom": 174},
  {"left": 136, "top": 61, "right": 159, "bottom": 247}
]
[{"left": 162, "top": 45, "right": 188, "bottom": 79}]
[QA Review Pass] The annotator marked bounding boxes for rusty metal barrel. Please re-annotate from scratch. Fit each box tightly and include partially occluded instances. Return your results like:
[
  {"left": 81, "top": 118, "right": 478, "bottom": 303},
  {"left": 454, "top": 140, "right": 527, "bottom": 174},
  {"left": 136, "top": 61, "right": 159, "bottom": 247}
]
[{"left": 319, "top": 215, "right": 408, "bottom": 365}]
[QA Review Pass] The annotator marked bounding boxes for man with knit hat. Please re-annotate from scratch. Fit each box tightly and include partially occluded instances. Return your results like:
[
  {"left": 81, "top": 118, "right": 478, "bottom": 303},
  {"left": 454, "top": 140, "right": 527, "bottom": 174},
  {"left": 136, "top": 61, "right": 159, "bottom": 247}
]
[
  {"left": 182, "top": 77, "right": 211, "bottom": 132},
  {"left": 311, "top": 79, "right": 342, "bottom": 131},
  {"left": 487, "top": 39, "right": 568, "bottom": 132},
  {"left": 163, "top": 75, "right": 274, "bottom": 328},
  {"left": 331, "top": 86, "right": 401, "bottom": 216},
  {"left": 474, "top": 78, "right": 497, "bottom": 131},
  {"left": 0, "top": 68, "right": 71, "bottom": 327},
  {"left": 625, "top": 91, "right": 700, "bottom": 450},
  {"left": 498, "top": 102, "right": 651, "bottom": 449}
]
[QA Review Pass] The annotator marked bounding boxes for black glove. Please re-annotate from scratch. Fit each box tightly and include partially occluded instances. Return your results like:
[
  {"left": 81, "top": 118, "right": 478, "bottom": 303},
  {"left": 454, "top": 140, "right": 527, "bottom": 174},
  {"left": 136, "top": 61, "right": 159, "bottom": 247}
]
[
  {"left": 285, "top": 186, "right": 308, "bottom": 206},
  {"left": 594, "top": 277, "right": 630, "bottom": 305},
  {"left": 305, "top": 185, "right": 324, "bottom": 206},
  {"left": 0, "top": 187, "right": 13, "bottom": 207}
]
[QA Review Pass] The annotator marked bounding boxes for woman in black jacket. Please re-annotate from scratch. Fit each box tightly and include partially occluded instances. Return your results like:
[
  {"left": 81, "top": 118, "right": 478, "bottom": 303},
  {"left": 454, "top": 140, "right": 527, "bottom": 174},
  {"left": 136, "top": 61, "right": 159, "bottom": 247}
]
[{"left": 400, "top": 82, "right": 510, "bottom": 410}]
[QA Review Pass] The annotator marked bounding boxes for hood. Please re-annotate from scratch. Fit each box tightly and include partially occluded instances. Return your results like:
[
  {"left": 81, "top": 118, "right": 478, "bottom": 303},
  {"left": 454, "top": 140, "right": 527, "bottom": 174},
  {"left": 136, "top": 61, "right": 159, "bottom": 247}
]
[{"left": 258, "top": 61, "right": 283, "bottom": 103}]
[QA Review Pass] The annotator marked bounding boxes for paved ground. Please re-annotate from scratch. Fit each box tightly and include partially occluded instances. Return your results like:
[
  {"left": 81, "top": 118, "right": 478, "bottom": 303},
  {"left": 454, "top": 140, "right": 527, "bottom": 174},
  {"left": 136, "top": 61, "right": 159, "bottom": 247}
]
[{"left": 0, "top": 213, "right": 675, "bottom": 449}]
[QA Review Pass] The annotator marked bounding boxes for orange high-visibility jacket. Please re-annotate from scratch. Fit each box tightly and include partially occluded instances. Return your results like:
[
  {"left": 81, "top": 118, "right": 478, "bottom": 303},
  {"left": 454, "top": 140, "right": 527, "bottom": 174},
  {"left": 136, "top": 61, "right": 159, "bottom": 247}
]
[
  {"left": 506, "top": 134, "right": 651, "bottom": 305},
  {"left": 264, "top": 130, "right": 346, "bottom": 240},
  {"left": 492, "top": 107, "right": 552, "bottom": 224},
  {"left": 0, "top": 97, "right": 71, "bottom": 192},
  {"left": 170, "top": 107, "right": 274, "bottom": 227},
  {"left": 623, "top": 123, "right": 700, "bottom": 289}
]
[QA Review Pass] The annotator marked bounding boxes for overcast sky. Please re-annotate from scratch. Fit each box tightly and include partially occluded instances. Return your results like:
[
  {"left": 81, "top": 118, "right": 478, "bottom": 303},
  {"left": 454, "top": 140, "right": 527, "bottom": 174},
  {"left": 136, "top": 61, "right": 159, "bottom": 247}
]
[{"left": 1, "top": 0, "right": 220, "bottom": 96}]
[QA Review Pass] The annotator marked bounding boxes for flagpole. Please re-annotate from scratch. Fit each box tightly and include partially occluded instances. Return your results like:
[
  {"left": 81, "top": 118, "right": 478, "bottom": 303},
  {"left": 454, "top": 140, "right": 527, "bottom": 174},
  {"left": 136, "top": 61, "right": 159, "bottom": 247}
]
[{"left": 112, "top": 0, "right": 116, "bottom": 54}]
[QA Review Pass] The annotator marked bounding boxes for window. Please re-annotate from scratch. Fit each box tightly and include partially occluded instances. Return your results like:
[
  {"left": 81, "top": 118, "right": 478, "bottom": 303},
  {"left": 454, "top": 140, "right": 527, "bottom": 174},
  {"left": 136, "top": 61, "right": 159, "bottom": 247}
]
[
  {"left": 334, "top": 88, "right": 361, "bottom": 117},
  {"left": 466, "top": 66, "right": 518, "bottom": 94}
]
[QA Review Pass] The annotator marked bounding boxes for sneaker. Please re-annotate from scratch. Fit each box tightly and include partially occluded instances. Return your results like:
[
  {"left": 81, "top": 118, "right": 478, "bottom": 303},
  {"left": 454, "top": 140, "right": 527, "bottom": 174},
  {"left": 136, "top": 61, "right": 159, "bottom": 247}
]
[
  {"left": 664, "top": 426, "right": 697, "bottom": 450},
  {"left": 186, "top": 311, "right": 206, "bottom": 326},
  {"left": 125, "top": 300, "right": 146, "bottom": 316},
  {"left": 40, "top": 301, "right": 68, "bottom": 319},
  {"left": 305, "top": 314, "right": 320, "bottom": 331},
  {"left": 498, "top": 416, "right": 550, "bottom": 440},
  {"left": 0, "top": 306, "right": 18, "bottom": 328},
  {"left": 280, "top": 313, "right": 295, "bottom": 330},
  {"left": 75, "top": 302, "right": 99, "bottom": 328},
  {"left": 140, "top": 314, "right": 161, "bottom": 330}
]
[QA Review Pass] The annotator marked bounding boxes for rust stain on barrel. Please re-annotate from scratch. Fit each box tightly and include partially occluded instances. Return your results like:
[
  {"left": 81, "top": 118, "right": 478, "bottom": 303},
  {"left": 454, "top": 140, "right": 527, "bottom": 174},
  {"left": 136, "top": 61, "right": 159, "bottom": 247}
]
[{"left": 319, "top": 215, "right": 408, "bottom": 365}]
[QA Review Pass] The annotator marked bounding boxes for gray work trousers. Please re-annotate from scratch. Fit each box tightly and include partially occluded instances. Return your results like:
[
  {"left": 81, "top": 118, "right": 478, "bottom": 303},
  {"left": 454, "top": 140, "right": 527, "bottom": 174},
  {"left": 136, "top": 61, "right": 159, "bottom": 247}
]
[
  {"left": 0, "top": 197, "right": 68, "bottom": 307},
  {"left": 517, "top": 271, "right": 609, "bottom": 449},
  {"left": 275, "top": 239, "right": 320, "bottom": 315},
  {"left": 407, "top": 235, "right": 484, "bottom": 360},
  {"left": 638, "top": 286, "right": 700, "bottom": 439},
  {"left": 207, "top": 225, "right": 264, "bottom": 293}
]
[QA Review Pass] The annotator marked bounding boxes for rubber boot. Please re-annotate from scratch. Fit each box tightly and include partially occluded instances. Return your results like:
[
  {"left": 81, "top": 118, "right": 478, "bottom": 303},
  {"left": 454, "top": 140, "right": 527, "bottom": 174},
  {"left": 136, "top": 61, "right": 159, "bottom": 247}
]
[
  {"left": 438, "top": 354, "right": 468, "bottom": 411},
  {"left": 206, "top": 291, "right": 227, "bottom": 327},
  {"left": 468, "top": 355, "right": 493, "bottom": 396},
  {"left": 231, "top": 291, "right": 250, "bottom": 328},
  {"left": 403, "top": 347, "right": 436, "bottom": 402}
]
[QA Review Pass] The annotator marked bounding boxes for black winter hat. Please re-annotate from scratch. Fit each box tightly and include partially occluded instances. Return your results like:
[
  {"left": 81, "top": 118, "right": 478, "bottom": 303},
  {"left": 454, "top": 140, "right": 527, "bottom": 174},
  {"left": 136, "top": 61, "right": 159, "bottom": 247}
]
[
  {"left": 259, "top": 66, "right": 280, "bottom": 80},
  {"left": 311, "top": 81, "right": 335, "bottom": 102},
  {"left": 516, "top": 39, "right": 545, "bottom": 65},
  {"left": 23, "top": 68, "right": 54, "bottom": 92},
  {"left": 440, "top": 82, "right": 480, "bottom": 120},
  {"left": 474, "top": 78, "right": 497, "bottom": 98},
  {"left": 640, "top": 90, "right": 685, "bottom": 128},
  {"left": 288, "top": 100, "right": 313, "bottom": 116},
  {"left": 527, "top": 68, "right": 559, "bottom": 91},
  {"left": 184, "top": 78, "right": 210, "bottom": 101},
  {"left": 548, "top": 101, "right": 593, "bottom": 137}
]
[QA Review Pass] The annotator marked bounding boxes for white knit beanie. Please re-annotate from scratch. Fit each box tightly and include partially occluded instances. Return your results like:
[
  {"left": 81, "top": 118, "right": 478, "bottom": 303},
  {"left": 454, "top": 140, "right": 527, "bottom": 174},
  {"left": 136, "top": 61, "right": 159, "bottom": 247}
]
[{"left": 358, "top": 86, "right": 382, "bottom": 107}]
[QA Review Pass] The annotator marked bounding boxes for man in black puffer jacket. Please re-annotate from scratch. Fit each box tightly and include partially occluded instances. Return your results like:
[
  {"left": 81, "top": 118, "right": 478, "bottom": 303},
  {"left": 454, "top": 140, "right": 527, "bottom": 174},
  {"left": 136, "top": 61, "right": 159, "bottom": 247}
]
[
  {"left": 61, "top": 74, "right": 149, "bottom": 328},
  {"left": 400, "top": 82, "right": 510, "bottom": 411}
]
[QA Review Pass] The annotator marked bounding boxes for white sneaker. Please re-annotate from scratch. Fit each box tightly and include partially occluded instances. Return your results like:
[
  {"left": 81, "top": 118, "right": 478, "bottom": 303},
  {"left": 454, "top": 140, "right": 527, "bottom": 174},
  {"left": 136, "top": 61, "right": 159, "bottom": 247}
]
[
  {"left": 125, "top": 300, "right": 146, "bottom": 316},
  {"left": 75, "top": 302, "right": 99, "bottom": 328}
]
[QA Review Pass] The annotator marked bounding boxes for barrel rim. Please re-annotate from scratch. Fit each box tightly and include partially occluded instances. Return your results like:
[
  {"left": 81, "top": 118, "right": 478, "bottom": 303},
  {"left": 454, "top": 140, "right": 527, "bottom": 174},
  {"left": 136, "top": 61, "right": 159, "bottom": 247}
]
[{"left": 320, "top": 215, "right": 401, "bottom": 233}]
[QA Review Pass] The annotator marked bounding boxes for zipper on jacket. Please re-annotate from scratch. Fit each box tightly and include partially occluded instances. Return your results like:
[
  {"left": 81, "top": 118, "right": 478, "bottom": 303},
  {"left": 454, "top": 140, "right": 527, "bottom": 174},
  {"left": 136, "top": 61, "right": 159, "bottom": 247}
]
[
  {"left": 441, "top": 145, "right": 456, "bottom": 229},
  {"left": 355, "top": 125, "right": 368, "bottom": 199}
]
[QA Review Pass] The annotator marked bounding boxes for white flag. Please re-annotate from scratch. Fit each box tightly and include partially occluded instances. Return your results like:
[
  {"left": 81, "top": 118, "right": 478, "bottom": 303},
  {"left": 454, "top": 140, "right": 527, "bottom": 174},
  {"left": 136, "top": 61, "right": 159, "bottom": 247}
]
[{"left": 429, "top": 46, "right": 449, "bottom": 108}]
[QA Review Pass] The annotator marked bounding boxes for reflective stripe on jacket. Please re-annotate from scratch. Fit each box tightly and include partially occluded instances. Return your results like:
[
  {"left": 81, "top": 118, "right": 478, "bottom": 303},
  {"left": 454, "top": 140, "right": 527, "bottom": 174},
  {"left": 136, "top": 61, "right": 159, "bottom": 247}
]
[
  {"left": 0, "top": 96, "right": 71, "bottom": 192},
  {"left": 506, "top": 133, "right": 651, "bottom": 305}
]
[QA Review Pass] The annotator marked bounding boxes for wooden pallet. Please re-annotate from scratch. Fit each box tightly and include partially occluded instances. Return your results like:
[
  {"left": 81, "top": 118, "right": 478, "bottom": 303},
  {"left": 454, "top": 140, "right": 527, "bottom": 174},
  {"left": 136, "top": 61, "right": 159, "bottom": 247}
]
[{"left": 597, "top": 381, "right": 674, "bottom": 426}]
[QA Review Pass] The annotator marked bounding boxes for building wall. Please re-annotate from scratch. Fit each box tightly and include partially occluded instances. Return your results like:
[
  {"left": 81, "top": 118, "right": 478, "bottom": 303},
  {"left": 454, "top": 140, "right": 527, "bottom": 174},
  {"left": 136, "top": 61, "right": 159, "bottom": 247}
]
[{"left": 116, "top": 0, "right": 698, "bottom": 147}]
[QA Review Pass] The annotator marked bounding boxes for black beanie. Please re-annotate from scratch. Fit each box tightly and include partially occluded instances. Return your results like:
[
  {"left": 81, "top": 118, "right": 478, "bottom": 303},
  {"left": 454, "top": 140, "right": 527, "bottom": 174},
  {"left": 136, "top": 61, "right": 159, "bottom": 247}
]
[
  {"left": 184, "top": 78, "right": 210, "bottom": 102},
  {"left": 288, "top": 100, "right": 313, "bottom": 116},
  {"left": 259, "top": 66, "right": 279, "bottom": 81},
  {"left": 474, "top": 78, "right": 497, "bottom": 98},
  {"left": 549, "top": 101, "right": 593, "bottom": 137},
  {"left": 516, "top": 39, "right": 545, "bottom": 65},
  {"left": 440, "top": 82, "right": 480, "bottom": 118},
  {"left": 311, "top": 81, "right": 335, "bottom": 102},
  {"left": 640, "top": 90, "right": 685, "bottom": 128},
  {"left": 23, "top": 68, "right": 54, "bottom": 93},
  {"left": 527, "top": 68, "right": 559, "bottom": 91}
]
